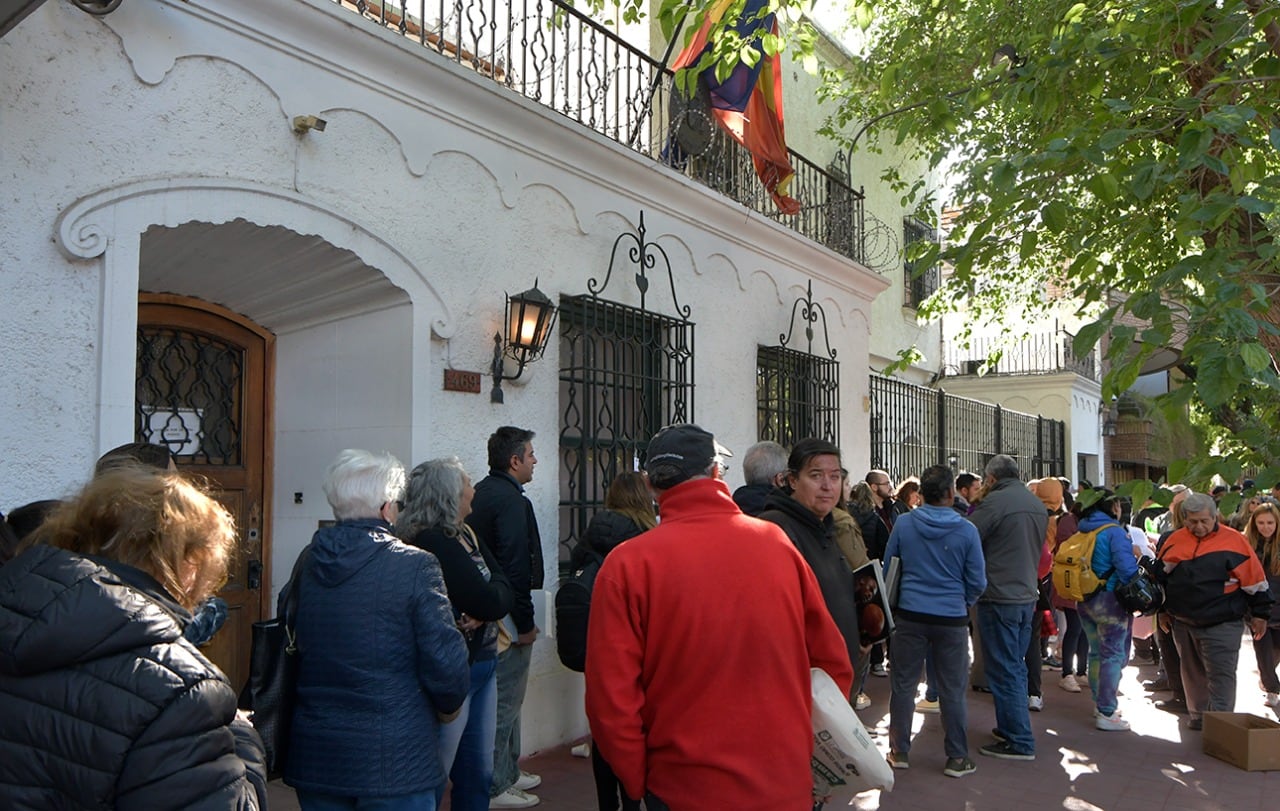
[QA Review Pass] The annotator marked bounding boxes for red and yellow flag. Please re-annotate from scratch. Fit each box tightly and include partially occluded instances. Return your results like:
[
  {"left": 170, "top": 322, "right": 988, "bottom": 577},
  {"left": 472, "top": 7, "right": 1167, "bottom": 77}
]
[{"left": 672, "top": 0, "right": 800, "bottom": 215}]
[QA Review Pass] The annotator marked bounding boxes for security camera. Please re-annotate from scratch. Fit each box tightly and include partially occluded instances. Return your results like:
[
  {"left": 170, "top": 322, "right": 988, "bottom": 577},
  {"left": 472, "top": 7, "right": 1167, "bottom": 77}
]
[{"left": 292, "top": 115, "right": 327, "bottom": 134}]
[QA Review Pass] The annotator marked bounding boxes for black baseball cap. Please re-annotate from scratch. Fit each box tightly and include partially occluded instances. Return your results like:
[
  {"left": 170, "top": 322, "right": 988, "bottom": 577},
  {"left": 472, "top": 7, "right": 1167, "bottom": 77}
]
[{"left": 644, "top": 424, "right": 733, "bottom": 483}]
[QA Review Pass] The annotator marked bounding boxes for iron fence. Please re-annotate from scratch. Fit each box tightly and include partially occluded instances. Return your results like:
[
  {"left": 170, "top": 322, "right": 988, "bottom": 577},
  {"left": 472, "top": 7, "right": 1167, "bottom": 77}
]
[
  {"left": 336, "top": 0, "right": 866, "bottom": 263},
  {"left": 869, "top": 373, "right": 1066, "bottom": 482},
  {"left": 944, "top": 326, "right": 1099, "bottom": 380}
]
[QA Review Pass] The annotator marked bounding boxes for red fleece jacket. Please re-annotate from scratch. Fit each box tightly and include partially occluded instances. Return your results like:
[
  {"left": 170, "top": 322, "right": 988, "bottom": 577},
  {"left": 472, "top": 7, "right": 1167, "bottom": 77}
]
[{"left": 584, "top": 478, "right": 854, "bottom": 810}]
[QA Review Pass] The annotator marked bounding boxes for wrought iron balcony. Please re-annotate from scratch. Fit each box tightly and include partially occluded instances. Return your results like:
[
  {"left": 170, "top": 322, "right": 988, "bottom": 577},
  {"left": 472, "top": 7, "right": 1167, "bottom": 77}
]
[
  {"left": 943, "top": 325, "right": 1100, "bottom": 381},
  {"left": 334, "top": 0, "right": 865, "bottom": 263}
]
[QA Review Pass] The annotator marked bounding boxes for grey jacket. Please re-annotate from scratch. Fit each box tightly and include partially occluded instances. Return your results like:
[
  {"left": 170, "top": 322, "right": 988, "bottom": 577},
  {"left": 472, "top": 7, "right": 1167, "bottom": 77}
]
[{"left": 969, "top": 477, "right": 1047, "bottom": 604}]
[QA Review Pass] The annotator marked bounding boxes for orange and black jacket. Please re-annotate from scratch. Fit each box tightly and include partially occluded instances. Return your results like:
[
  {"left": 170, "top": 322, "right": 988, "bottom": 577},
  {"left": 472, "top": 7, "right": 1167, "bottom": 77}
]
[{"left": 1159, "top": 523, "right": 1273, "bottom": 626}]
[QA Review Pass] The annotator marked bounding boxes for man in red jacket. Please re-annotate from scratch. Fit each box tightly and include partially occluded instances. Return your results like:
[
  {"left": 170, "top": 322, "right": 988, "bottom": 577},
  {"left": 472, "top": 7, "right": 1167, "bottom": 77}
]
[{"left": 585, "top": 424, "right": 854, "bottom": 810}]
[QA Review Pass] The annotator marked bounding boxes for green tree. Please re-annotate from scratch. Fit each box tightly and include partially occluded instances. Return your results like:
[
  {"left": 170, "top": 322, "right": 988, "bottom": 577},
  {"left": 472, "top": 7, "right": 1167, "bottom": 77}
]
[
  {"left": 824, "top": 0, "right": 1280, "bottom": 495},
  {"left": 655, "top": 0, "right": 1280, "bottom": 493}
]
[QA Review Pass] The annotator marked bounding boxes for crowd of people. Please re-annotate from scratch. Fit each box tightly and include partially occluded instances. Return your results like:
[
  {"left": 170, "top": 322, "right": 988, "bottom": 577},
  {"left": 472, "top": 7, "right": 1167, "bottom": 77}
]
[{"left": 3, "top": 426, "right": 1280, "bottom": 810}]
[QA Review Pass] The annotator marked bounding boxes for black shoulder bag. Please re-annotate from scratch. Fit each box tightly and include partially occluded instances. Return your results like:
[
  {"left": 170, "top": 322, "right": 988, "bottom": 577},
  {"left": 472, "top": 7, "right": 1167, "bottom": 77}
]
[{"left": 243, "top": 545, "right": 312, "bottom": 779}]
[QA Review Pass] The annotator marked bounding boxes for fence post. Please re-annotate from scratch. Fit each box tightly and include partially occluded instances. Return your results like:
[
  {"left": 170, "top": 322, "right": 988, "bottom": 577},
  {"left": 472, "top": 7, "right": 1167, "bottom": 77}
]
[
  {"left": 937, "top": 388, "right": 947, "bottom": 466},
  {"left": 994, "top": 405, "right": 1003, "bottom": 457},
  {"left": 1036, "top": 416, "right": 1045, "bottom": 477}
]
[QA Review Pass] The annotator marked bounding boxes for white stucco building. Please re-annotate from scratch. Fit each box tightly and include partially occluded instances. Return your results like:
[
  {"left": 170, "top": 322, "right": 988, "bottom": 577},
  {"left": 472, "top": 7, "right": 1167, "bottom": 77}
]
[{"left": 1, "top": 0, "right": 900, "bottom": 751}]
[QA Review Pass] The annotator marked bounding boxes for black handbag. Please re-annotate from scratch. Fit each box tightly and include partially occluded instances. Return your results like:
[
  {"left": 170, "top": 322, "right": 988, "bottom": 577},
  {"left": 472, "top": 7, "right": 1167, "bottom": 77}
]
[
  {"left": 1115, "top": 556, "right": 1165, "bottom": 616},
  {"left": 244, "top": 545, "right": 312, "bottom": 779}
]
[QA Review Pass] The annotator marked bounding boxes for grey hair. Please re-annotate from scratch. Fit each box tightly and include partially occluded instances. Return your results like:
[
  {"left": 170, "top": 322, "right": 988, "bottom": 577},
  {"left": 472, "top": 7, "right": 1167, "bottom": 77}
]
[
  {"left": 742, "top": 441, "right": 788, "bottom": 486},
  {"left": 647, "top": 460, "right": 719, "bottom": 492},
  {"left": 322, "top": 449, "right": 406, "bottom": 521},
  {"left": 985, "top": 454, "right": 1021, "bottom": 482},
  {"left": 1181, "top": 492, "right": 1217, "bottom": 518},
  {"left": 399, "top": 457, "right": 469, "bottom": 536}
]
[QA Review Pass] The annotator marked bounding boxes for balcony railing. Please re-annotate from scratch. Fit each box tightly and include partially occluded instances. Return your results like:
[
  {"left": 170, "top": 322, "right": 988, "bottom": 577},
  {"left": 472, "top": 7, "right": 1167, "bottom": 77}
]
[
  {"left": 943, "top": 327, "right": 1100, "bottom": 380},
  {"left": 336, "top": 0, "right": 865, "bottom": 263}
]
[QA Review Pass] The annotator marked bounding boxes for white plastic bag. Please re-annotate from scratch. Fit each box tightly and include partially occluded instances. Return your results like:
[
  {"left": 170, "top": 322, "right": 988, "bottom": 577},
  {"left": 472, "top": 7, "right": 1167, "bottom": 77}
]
[{"left": 811, "top": 668, "right": 894, "bottom": 801}]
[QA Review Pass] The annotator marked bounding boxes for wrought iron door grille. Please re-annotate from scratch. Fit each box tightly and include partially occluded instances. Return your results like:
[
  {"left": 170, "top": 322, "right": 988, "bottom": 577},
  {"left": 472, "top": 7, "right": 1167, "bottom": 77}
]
[
  {"left": 757, "top": 345, "right": 840, "bottom": 447},
  {"left": 558, "top": 293, "right": 693, "bottom": 561},
  {"left": 136, "top": 327, "right": 243, "bottom": 465}
]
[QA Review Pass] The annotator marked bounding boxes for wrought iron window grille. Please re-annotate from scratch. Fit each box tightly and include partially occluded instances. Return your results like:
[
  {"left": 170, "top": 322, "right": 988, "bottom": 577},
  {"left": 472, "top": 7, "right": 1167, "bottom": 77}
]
[
  {"left": 757, "top": 280, "right": 840, "bottom": 446},
  {"left": 902, "top": 215, "right": 940, "bottom": 309},
  {"left": 558, "top": 212, "right": 694, "bottom": 566}
]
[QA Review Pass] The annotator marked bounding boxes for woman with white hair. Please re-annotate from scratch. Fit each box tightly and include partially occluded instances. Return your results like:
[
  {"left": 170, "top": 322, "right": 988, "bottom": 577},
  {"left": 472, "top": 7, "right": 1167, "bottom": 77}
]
[
  {"left": 285, "top": 449, "right": 470, "bottom": 811},
  {"left": 398, "top": 457, "right": 513, "bottom": 811}
]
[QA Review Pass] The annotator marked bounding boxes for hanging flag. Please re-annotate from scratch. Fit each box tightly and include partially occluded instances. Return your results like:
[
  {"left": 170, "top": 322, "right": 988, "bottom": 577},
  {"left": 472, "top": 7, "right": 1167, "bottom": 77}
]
[{"left": 671, "top": 0, "right": 801, "bottom": 215}]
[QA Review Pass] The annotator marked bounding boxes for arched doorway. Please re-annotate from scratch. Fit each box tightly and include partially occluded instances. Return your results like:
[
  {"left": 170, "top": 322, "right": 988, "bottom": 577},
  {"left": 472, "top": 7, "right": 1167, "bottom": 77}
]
[{"left": 136, "top": 293, "right": 274, "bottom": 691}]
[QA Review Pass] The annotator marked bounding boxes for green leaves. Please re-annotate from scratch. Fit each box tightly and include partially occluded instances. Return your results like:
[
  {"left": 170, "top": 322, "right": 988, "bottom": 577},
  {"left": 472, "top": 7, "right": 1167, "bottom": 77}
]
[
  {"left": 1240, "top": 343, "right": 1273, "bottom": 373},
  {"left": 1041, "top": 200, "right": 1069, "bottom": 232}
]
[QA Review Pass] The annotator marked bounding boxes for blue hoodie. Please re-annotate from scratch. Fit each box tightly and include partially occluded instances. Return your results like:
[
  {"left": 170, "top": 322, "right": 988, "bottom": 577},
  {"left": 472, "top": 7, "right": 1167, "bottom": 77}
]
[
  {"left": 886, "top": 504, "right": 987, "bottom": 620},
  {"left": 1079, "top": 509, "right": 1138, "bottom": 591}
]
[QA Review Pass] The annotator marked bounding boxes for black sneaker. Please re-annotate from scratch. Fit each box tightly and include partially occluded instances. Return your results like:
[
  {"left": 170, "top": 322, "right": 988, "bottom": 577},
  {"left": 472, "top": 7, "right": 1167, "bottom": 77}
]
[
  {"left": 979, "top": 741, "right": 1035, "bottom": 761},
  {"left": 887, "top": 751, "right": 909, "bottom": 770},
  {"left": 872, "top": 663, "right": 888, "bottom": 677},
  {"left": 943, "top": 757, "right": 977, "bottom": 778},
  {"left": 991, "top": 728, "right": 1007, "bottom": 742}
]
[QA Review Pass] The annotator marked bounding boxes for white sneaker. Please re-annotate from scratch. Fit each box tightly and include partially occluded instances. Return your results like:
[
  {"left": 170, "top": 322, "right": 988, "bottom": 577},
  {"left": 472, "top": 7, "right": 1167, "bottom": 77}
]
[
  {"left": 570, "top": 742, "right": 591, "bottom": 758},
  {"left": 513, "top": 771, "right": 542, "bottom": 791},
  {"left": 1095, "top": 711, "right": 1130, "bottom": 731},
  {"left": 855, "top": 692, "right": 872, "bottom": 710},
  {"left": 490, "top": 787, "right": 540, "bottom": 809},
  {"left": 1267, "top": 692, "right": 1280, "bottom": 708},
  {"left": 1060, "top": 674, "right": 1082, "bottom": 693},
  {"left": 1028, "top": 695, "right": 1044, "bottom": 712}
]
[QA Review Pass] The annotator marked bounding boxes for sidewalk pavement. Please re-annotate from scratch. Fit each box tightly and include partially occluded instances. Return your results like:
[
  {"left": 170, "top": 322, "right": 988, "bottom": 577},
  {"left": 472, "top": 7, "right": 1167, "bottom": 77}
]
[{"left": 268, "top": 629, "right": 1280, "bottom": 810}]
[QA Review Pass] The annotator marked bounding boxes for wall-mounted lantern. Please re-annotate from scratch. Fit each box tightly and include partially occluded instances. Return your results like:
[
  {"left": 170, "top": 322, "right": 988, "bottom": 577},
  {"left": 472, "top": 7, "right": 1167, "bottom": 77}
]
[{"left": 490, "top": 280, "right": 557, "bottom": 404}]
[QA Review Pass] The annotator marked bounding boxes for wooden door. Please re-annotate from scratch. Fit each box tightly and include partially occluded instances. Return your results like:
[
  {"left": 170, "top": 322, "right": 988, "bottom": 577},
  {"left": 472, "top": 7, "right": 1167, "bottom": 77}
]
[{"left": 137, "top": 293, "right": 274, "bottom": 692}]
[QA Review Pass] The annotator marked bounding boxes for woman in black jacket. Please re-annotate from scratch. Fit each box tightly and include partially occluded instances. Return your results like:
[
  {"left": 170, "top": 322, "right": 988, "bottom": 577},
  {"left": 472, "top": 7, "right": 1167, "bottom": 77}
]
[
  {"left": 575, "top": 471, "right": 655, "bottom": 811},
  {"left": 0, "top": 465, "right": 268, "bottom": 810},
  {"left": 399, "top": 457, "right": 514, "bottom": 811}
]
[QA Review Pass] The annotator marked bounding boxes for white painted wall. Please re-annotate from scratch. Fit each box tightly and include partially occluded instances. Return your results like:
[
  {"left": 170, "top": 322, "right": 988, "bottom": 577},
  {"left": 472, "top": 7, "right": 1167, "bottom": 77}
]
[{"left": 0, "top": 0, "right": 888, "bottom": 753}]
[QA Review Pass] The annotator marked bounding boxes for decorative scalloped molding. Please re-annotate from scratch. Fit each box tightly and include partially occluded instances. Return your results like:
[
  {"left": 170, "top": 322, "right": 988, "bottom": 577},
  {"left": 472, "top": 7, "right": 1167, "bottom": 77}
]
[
  {"left": 53, "top": 176, "right": 456, "bottom": 338},
  {"left": 91, "top": 0, "right": 885, "bottom": 302}
]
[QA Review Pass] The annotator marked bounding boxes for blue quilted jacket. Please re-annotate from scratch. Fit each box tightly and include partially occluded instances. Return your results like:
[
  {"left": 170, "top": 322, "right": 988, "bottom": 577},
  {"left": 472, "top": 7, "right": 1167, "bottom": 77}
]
[{"left": 284, "top": 519, "right": 469, "bottom": 797}]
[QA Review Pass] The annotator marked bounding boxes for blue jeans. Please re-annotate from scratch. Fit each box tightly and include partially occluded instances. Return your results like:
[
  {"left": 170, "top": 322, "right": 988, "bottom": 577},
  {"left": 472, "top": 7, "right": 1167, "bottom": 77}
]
[
  {"left": 888, "top": 618, "right": 971, "bottom": 758},
  {"left": 491, "top": 642, "right": 532, "bottom": 796},
  {"left": 438, "top": 658, "right": 498, "bottom": 811},
  {"left": 297, "top": 789, "right": 437, "bottom": 811},
  {"left": 976, "top": 601, "right": 1035, "bottom": 755},
  {"left": 1078, "top": 590, "right": 1132, "bottom": 716}
]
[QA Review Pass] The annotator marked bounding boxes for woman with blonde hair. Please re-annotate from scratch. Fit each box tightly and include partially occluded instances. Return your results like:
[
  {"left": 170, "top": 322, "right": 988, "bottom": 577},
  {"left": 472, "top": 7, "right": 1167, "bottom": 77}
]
[
  {"left": 0, "top": 465, "right": 268, "bottom": 809},
  {"left": 1246, "top": 500, "right": 1280, "bottom": 707}
]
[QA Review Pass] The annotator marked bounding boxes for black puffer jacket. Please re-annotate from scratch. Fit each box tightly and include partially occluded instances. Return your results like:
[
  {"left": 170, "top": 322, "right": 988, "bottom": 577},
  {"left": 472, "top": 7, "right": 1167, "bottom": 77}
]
[
  {"left": 572, "top": 510, "right": 647, "bottom": 568},
  {"left": 0, "top": 544, "right": 268, "bottom": 810}
]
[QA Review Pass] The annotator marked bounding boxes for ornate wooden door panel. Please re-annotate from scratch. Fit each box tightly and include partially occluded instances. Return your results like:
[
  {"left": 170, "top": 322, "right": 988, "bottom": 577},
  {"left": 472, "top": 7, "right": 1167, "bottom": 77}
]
[{"left": 137, "top": 293, "right": 274, "bottom": 692}]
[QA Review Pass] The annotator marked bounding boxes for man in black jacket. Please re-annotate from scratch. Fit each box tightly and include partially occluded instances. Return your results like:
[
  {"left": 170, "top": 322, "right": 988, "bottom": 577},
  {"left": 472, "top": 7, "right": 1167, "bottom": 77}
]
[{"left": 467, "top": 426, "right": 545, "bottom": 809}]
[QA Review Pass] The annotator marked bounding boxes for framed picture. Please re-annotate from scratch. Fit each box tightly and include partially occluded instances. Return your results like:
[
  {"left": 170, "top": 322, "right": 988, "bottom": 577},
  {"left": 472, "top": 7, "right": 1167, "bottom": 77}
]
[{"left": 852, "top": 559, "right": 894, "bottom": 645}]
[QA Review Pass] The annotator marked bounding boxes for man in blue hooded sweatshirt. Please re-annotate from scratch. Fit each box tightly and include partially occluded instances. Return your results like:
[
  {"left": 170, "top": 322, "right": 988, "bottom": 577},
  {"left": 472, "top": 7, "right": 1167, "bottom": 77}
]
[{"left": 884, "top": 465, "right": 987, "bottom": 778}]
